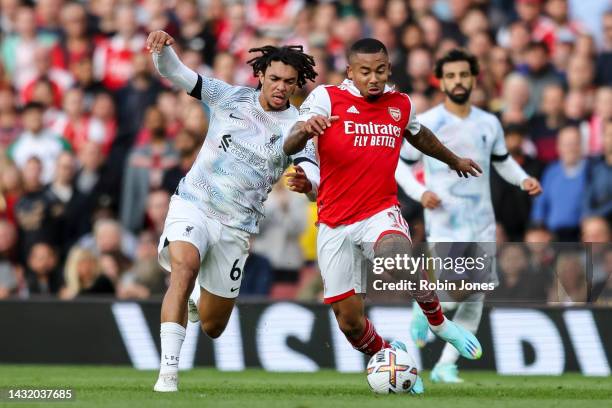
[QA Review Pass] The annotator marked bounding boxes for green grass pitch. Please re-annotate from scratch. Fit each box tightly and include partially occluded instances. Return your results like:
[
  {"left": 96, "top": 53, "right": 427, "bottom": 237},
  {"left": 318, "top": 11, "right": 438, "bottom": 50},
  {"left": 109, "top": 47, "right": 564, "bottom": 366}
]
[{"left": 0, "top": 365, "right": 610, "bottom": 408}]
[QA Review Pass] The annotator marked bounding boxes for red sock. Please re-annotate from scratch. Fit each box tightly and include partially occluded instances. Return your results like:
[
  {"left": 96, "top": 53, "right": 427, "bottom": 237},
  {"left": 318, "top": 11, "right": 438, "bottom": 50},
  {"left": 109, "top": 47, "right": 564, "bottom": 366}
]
[
  {"left": 417, "top": 299, "right": 445, "bottom": 326},
  {"left": 347, "top": 318, "right": 390, "bottom": 356}
]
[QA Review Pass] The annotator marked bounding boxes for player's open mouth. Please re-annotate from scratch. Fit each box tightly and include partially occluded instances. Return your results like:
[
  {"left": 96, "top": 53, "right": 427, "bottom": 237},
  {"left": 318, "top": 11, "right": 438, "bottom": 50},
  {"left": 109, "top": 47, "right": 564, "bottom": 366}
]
[
  {"left": 272, "top": 95, "right": 285, "bottom": 103},
  {"left": 368, "top": 88, "right": 382, "bottom": 95}
]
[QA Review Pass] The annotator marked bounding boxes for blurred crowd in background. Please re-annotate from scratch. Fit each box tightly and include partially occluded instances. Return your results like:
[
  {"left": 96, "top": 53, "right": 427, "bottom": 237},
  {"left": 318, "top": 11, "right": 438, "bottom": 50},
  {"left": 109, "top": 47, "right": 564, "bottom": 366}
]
[{"left": 0, "top": 0, "right": 610, "bottom": 304}]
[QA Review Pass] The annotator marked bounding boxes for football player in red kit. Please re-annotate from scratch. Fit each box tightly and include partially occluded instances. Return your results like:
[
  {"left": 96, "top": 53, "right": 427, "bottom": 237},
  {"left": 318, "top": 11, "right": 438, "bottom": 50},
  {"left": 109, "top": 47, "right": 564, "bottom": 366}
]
[{"left": 284, "top": 39, "right": 483, "bottom": 393}]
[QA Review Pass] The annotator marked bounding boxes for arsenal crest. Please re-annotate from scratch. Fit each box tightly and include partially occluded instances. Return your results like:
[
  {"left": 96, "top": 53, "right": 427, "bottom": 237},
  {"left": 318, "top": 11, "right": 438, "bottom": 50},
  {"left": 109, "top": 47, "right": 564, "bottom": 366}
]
[{"left": 388, "top": 107, "right": 401, "bottom": 121}]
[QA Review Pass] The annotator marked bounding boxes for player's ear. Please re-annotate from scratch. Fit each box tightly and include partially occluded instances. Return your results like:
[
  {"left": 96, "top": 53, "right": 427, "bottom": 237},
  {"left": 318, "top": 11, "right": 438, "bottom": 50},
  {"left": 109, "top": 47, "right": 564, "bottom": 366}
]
[
  {"left": 346, "top": 65, "right": 353, "bottom": 81},
  {"left": 258, "top": 71, "right": 265, "bottom": 87}
]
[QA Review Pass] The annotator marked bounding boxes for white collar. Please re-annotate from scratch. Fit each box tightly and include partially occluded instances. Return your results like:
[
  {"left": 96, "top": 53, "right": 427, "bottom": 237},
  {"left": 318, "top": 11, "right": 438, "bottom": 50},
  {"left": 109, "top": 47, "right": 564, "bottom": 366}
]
[{"left": 340, "top": 79, "right": 395, "bottom": 98}]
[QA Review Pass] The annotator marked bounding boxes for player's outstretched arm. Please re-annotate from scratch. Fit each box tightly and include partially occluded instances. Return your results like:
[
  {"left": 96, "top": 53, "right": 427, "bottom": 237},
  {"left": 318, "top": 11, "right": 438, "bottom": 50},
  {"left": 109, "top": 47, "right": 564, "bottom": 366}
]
[
  {"left": 283, "top": 115, "right": 338, "bottom": 155},
  {"left": 407, "top": 125, "right": 482, "bottom": 178},
  {"left": 147, "top": 30, "right": 198, "bottom": 93},
  {"left": 492, "top": 155, "right": 542, "bottom": 195}
]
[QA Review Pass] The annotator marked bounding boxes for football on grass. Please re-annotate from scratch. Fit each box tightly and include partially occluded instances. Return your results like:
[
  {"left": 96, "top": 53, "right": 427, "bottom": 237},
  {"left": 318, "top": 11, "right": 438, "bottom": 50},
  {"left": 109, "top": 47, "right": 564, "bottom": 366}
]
[{"left": 366, "top": 347, "right": 418, "bottom": 394}]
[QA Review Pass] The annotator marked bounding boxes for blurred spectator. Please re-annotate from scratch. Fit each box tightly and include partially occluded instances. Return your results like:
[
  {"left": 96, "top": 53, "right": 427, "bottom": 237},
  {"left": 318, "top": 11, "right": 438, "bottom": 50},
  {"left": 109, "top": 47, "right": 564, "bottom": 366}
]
[
  {"left": 21, "top": 46, "right": 74, "bottom": 105},
  {"left": 246, "top": 0, "right": 304, "bottom": 39},
  {"left": 0, "top": 5, "right": 57, "bottom": 90},
  {"left": 13, "top": 157, "right": 61, "bottom": 262},
  {"left": 517, "top": 41, "right": 562, "bottom": 117},
  {"left": 99, "top": 249, "right": 132, "bottom": 287},
  {"left": 26, "top": 242, "right": 61, "bottom": 296},
  {"left": 75, "top": 140, "right": 115, "bottom": 216},
  {"left": 140, "top": 0, "right": 179, "bottom": 38},
  {"left": 252, "top": 181, "right": 307, "bottom": 283},
  {"left": 47, "top": 151, "right": 90, "bottom": 256},
  {"left": 581, "top": 216, "right": 611, "bottom": 299},
  {"left": 499, "top": 73, "right": 530, "bottom": 124},
  {"left": 548, "top": 252, "right": 587, "bottom": 304},
  {"left": 60, "top": 246, "right": 114, "bottom": 299},
  {"left": 532, "top": 126, "right": 587, "bottom": 240},
  {"left": 595, "top": 248, "right": 612, "bottom": 305},
  {"left": 77, "top": 217, "right": 137, "bottom": 260},
  {"left": 8, "top": 102, "right": 70, "bottom": 184},
  {"left": 71, "top": 58, "right": 106, "bottom": 109},
  {"left": 528, "top": 83, "right": 566, "bottom": 163},
  {"left": 524, "top": 225, "right": 556, "bottom": 280},
  {"left": 144, "top": 189, "right": 170, "bottom": 239},
  {"left": 595, "top": 10, "right": 612, "bottom": 86},
  {"left": 0, "top": 92, "right": 21, "bottom": 148},
  {"left": 586, "top": 87, "right": 612, "bottom": 156},
  {"left": 50, "top": 88, "right": 107, "bottom": 155},
  {"left": 0, "top": 162, "right": 22, "bottom": 224},
  {"left": 161, "top": 128, "right": 205, "bottom": 194},
  {"left": 565, "top": 55, "right": 594, "bottom": 94},
  {"left": 89, "top": 92, "right": 117, "bottom": 156},
  {"left": 114, "top": 52, "right": 164, "bottom": 148},
  {"left": 242, "top": 243, "right": 274, "bottom": 297},
  {"left": 120, "top": 107, "right": 178, "bottom": 232},
  {"left": 50, "top": 2, "right": 93, "bottom": 70},
  {"left": 583, "top": 119, "right": 612, "bottom": 222},
  {"left": 93, "top": 5, "right": 146, "bottom": 90},
  {"left": 117, "top": 231, "right": 166, "bottom": 299},
  {"left": 491, "top": 243, "right": 549, "bottom": 303},
  {"left": 491, "top": 123, "right": 544, "bottom": 241},
  {"left": 0, "top": 220, "right": 22, "bottom": 298},
  {"left": 174, "top": 0, "right": 217, "bottom": 66}
]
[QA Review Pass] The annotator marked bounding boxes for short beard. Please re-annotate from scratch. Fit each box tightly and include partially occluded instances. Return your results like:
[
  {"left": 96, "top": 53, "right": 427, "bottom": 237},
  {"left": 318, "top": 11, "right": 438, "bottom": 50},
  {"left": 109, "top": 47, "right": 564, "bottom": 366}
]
[{"left": 445, "top": 87, "right": 472, "bottom": 104}]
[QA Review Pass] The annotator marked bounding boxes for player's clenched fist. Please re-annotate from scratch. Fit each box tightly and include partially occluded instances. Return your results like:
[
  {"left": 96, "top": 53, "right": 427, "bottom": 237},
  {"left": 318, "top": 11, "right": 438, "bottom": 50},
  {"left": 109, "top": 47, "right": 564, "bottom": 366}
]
[
  {"left": 303, "top": 115, "right": 339, "bottom": 138},
  {"left": 449, "top": 157, "right": 482, "bottom": 178},
  {"left": 146, "top": 30, "right": 174, "bottom": 53},
  {"left": 285, "top": 166, "right": 312, "bottom": 193},
  {"left": 420, "top": 191, "right": 441, "bottom": 209},
  {"left": 521, "top": 177, "right": 542, "bottom": 196}
]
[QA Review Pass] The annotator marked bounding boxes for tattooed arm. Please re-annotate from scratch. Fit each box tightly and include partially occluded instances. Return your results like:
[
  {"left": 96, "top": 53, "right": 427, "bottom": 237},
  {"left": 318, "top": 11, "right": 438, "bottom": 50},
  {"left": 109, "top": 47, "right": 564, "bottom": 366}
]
[{"left": 406, "top": 125, "right": 483, "bottom": 178}]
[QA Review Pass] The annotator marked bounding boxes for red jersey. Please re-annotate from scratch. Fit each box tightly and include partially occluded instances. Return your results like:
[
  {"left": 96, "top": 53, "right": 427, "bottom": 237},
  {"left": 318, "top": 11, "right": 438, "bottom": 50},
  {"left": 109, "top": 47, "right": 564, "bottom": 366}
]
[{"left": 297, "top": 80, "right": 421, "bottom": 227}]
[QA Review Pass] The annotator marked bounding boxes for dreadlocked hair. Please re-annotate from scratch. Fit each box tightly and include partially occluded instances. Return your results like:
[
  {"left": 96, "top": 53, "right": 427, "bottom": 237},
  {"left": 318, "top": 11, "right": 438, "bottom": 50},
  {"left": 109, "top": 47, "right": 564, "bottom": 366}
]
[{"left": 247, "top": 45, "right": 317, "bottom": 89}]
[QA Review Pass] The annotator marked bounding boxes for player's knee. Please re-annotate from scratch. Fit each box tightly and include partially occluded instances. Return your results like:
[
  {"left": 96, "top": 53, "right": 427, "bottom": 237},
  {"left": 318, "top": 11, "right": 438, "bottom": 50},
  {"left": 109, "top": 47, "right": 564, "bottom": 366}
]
[
  {"left": 374, "top": 233, "right": 411, "bottom": 260},
  {"left": 200, "top": 320, "right": 226, "bottom": 339}
]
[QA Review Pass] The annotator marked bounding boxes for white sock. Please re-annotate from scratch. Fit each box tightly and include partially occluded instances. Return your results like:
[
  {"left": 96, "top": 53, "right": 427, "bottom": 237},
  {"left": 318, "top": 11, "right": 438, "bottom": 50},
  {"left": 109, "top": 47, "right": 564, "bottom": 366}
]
[
  {"left": 437, "top": 296, "right": 484, "bottom": 365},
  {"left": 159, "top": 322, "right": 186, "bottom": 375}
]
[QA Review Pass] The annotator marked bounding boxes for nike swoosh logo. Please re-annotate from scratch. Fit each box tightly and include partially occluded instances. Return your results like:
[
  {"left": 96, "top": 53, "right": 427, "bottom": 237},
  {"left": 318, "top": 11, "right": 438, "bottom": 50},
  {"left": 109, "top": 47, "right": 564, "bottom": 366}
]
[
  {"left": 229, "top": 113, "right": 244, "bottom": 120},
  {"left": 230, "top": 287, "right": 239, "bottom": 292}
]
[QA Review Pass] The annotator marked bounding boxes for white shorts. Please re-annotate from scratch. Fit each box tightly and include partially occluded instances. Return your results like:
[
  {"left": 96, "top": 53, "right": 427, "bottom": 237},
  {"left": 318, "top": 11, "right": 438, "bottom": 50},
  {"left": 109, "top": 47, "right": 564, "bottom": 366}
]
[
  {"left": 158, "top": 195, "right": 250, "bottom": 298},
  {"left": 317, "top": 205, "right": 411, "bottom": 304}
]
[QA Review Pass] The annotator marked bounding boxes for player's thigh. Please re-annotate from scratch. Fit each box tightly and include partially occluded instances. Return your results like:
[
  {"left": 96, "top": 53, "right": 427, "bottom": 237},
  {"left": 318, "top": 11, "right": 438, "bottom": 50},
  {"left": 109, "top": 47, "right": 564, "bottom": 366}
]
[
  {"left": 158, "top": 196, "right": 212, "bottom": 282},
  {"left": 318, "top": 224, "right": 365, "bottom": 304},
  {"left": 198, "top": 225, "right": 249, "bottom": 299},
  {"left": 360, "top": 206, "right": 412, "bottom": 262}
]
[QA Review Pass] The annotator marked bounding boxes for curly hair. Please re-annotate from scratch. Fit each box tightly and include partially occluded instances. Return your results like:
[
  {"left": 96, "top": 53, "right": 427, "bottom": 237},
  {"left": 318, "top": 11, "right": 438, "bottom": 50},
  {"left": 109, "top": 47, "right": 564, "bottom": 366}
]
[
  {"left": 434, "top": 48, "right": 480, "bottom": 79},
  {"left": 246, "top": 45, "right": 317, "bottom": 89}
]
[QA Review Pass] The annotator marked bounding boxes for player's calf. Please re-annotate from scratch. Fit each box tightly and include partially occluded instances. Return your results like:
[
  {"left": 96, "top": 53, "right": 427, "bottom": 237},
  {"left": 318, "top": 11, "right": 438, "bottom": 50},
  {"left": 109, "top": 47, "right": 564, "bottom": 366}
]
[{"left": 331, "top": 295, "right": 390, "bottom": 356}]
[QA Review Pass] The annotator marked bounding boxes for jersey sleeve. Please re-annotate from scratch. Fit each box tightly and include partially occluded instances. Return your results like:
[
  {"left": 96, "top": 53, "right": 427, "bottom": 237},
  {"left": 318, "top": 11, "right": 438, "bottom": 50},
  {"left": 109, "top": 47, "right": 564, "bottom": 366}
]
[
  {"left": 297, "top": 86, "right": 331, "bottom": 122},
  {"left": 153, "top": 45, "right": 232, "bottom": 108},
  {"left": 399, "top": 139, "right": 422, "bottom": 163},
  {"left": 404, "top": 95, "right": 421, "bottom": 136},
  {"left": 491, "top": 117, "right": 509, "bottom": 159}
]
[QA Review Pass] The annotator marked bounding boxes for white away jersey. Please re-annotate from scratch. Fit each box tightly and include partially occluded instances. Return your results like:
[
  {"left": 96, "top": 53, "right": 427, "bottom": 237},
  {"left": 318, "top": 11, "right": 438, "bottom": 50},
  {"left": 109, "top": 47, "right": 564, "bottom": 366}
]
[
  {"left": 176, "top": 75, "right": 317, "bottom": 234},
  {"left": 400, "top": 105, "right": 507, "bottom": 242}
]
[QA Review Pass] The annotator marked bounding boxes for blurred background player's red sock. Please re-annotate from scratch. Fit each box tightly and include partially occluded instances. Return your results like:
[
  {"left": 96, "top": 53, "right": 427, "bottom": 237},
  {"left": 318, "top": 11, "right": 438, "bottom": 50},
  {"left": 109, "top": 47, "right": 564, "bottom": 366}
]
[{"left": 347, "top": 318, "right": 390, "bottom": 356}]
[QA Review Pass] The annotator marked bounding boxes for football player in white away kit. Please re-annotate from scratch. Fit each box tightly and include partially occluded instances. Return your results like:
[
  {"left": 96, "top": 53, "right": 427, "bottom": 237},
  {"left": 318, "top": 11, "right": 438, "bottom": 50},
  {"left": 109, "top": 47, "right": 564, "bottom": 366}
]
[
  {"left": 396, "top": 49, "right": 542, "bottom": 383},
  {"left": 146, "top": 31, "right": 320, "bottom": 392}
]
